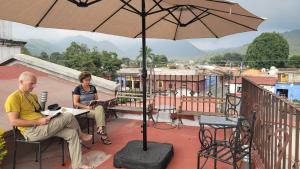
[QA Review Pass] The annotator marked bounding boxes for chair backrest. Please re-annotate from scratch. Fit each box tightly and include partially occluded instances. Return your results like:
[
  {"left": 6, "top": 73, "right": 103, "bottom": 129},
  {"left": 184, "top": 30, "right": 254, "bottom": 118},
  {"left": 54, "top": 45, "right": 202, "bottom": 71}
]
[
  {"left": 224, "top": 93, "right": 241, "bottom": 117},
  {"left": 71, "top": 91, "right": 78, "bottom": 109},
  {"left": 229, "top": 111, "right": 256, "bottom": 156}
]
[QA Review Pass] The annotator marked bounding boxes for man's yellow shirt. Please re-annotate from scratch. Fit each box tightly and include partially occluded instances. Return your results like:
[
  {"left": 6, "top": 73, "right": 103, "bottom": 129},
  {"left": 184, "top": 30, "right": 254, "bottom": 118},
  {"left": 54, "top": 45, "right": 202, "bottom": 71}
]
[{"left": 5, "top": 90, "right": 44, "bottom": 134}]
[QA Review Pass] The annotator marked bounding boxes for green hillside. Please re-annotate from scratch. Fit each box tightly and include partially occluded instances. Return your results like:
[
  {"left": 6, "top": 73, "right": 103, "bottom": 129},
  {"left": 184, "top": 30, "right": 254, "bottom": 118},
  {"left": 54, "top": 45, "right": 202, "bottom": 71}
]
[{"left": 196, "top": 29, "right": 300, "bottom": 62}]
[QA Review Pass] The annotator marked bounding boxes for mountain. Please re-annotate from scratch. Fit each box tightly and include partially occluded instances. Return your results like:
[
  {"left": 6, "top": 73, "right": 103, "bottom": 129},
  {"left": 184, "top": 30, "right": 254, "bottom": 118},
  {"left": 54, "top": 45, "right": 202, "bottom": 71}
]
[
  {"left": 25, "top": 35, "right": 125, "bottom": 56},
  {"left": 282, "top": 29, "right": 300, "bottom": 55},
  {"left": 25, "top": 39, "right": 57, "bottom": 56},
  {"left": 117, "top": 39, "right": 205, "bottom": 59},
  {"left": 24, "top": 29, "right": 299, "bottom": 60},
  {"left": 54, "top": 35, "right": 125, "bottom": 55},
  {"left": 24, "top": 36, "right": 205, "bottom": 60},
  {"left": 196, "top": 29, "right": 300, "bottom": 61}
]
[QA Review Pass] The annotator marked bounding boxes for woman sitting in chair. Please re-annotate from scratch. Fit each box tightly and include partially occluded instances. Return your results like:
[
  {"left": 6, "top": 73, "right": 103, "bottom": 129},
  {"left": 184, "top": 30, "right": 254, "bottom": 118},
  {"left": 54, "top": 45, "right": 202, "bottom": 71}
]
[{"left": 73, "top": 71, "right": 111, "bottom": 145}]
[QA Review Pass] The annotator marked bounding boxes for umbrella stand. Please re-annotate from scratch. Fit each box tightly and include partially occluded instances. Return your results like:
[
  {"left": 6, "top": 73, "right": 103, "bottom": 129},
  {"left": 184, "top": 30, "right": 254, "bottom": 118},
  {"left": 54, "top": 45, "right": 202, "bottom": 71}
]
[{"left": 113, "top": 1, "right": 174, "bottom": 169}]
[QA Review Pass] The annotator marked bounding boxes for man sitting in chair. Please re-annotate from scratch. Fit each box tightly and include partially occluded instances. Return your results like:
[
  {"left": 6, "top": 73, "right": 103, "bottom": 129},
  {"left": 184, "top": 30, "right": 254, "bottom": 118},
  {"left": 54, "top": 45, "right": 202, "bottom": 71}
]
[{"left": 4, "top": 71, "right": 93, "bottom": 169}]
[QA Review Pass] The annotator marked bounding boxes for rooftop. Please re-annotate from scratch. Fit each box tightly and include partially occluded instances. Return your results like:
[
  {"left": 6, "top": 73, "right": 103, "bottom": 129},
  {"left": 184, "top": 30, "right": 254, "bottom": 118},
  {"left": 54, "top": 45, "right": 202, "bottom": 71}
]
[
  {"left": 229, "top": 76, "right": 278, "bottom": 86},
  {"left": 2, "top": 118, "right": 232, "bottom": 169}
]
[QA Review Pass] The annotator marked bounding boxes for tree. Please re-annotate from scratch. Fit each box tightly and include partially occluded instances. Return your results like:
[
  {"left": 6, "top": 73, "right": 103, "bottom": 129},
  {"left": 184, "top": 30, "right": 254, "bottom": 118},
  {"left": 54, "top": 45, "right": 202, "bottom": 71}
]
[
  {"left": 136, "top": 46, "right": 155, "bottom": 93},
  {"left": 153, "top": 54, "right": 168, "bottom": 67},
  {"left": 136, "top": 46, "right": 155, "bottom": 68},
  {"left": 50, "top": 52, "right": 62, "bottom": 61},
  {"left": 209, "top": 53, "right": 244, "bottom": 67},
  {"left": 63, "top": 42, "right": 91, "bottom": 70},
  {"left": 121, "top": 57, "right": 131, "bottom": 67},
  {"left": 288, "top": 55, "right": 300, "bottom": 68},
  {"left": 39, "top": 51, "right": 49, "bottom": 60},
  {"left": 209, "top": 55, "right": 225, "bottom": 66},
  {"left": 100, "top": 51, "right": 122, "bottom": 78},
  {"left": 21, "top": 46, "right": 31, "bottom": 55},
  {"left": 245, "top": 32, "right": 289, "bottom": 69}
]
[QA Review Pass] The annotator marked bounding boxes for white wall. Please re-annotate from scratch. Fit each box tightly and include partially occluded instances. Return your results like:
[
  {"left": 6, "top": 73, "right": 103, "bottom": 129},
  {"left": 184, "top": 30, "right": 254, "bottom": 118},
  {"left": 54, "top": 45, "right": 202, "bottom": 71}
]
[
  {"left": 229, "top": 83, "right": 242, "bottom": 93},
  {"left": 0, "top": 20, "right": 12, "bottom": 39},
  {"left": 0, "top": 46, "right": 21, "bottom": 63},
  {"left": 261, "top": 85, "right": 274, "bottom": 93},
  {"left": 229, "top": 83, "right": 275, "bottom": 94}
]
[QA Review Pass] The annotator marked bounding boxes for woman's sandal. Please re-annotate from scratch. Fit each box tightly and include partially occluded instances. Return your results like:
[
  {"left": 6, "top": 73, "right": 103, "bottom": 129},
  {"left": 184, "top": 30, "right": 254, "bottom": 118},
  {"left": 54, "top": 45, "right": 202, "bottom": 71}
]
[{"left": 97, "top": 130, "right": 112, "bottom": 145}]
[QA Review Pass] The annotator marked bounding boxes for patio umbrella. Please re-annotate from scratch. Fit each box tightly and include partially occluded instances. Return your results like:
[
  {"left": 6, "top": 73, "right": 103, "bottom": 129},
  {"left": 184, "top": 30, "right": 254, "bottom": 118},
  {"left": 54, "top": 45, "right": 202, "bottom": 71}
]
[{"left": 0, "top": 1, "right": 264, "bottom": 166}]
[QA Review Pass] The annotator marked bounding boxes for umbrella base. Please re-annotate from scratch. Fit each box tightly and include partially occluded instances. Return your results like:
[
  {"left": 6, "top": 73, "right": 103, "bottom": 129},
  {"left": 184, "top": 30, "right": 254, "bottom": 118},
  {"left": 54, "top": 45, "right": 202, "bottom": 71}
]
[{"left": 113, "top": 140, "right": 173, "bottom": 169}]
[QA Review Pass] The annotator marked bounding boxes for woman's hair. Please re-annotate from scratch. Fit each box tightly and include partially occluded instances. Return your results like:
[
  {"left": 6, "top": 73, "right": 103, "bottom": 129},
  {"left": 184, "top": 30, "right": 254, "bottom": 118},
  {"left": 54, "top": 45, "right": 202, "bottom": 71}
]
[{"left": 79, "top": 71, "right": 92, "bottom": 83}]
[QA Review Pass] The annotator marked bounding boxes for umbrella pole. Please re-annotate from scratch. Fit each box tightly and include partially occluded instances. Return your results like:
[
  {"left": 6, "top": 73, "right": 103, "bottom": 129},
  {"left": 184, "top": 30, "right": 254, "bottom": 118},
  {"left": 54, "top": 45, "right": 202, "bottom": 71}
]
[{"left": 141, "top": 0, "right": 147, "bottom": 151}]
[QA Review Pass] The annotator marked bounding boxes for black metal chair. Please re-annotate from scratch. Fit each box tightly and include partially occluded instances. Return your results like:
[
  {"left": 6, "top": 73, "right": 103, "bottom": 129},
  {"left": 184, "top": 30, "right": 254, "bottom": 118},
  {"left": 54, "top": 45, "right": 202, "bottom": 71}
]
[
  {"left": 208, "top": 93, "right": 241, "bottom": 140},
  {"left": 197, "top": 111, "right": 256, "bottom": 169},
  {"left": 12, "top": 126, "right": 64, "bottom": 169}
]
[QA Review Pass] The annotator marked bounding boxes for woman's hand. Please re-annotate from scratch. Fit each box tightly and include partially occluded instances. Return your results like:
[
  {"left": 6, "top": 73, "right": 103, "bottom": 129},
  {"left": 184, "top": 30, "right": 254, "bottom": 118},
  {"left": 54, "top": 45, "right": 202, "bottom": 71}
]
[{"left": 86, "top": 105, "right": 95, "bottom": 110}]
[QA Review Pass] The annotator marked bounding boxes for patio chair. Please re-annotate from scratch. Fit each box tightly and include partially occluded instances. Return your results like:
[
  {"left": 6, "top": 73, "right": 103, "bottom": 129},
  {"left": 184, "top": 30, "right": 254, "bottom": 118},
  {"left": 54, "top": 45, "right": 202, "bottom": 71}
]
[
  {"left": 197, "top": 111, "right": 256, "bottom": 169},
  {"left": 12, "top": 126, "right": 64, "bottom": 169},
  {"left": 208, "top": 93, "right": 241, "bottom": 140}
]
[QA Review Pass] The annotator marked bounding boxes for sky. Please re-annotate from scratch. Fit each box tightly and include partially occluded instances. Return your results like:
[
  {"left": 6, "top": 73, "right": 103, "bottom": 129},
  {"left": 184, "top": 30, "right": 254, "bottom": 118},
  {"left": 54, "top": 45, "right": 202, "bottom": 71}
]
[{"left": 7, "top": 0, "right": 300, "bottom": 51}]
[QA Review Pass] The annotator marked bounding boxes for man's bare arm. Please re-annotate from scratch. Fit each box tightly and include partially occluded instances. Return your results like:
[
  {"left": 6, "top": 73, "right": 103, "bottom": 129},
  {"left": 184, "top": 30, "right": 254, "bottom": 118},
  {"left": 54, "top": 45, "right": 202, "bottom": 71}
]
[{"left": 7, "top": 112, "right": 50, "bottom": 127}]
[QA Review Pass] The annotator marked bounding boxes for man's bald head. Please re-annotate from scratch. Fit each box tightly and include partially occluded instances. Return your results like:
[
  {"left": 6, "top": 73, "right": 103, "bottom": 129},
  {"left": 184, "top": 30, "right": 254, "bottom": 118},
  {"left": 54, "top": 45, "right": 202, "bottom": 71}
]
[
  {"left": 18, "top": 71, "right": 37, "bottom": 93},
  {"left": 19, "top": 71, "right": 36, "bottom": 82}
]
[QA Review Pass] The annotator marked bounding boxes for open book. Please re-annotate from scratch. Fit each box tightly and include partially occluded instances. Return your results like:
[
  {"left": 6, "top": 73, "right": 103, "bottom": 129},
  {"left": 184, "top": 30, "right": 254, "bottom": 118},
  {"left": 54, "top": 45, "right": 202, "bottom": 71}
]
[
  {"left": 41, "top": 109, "right": 62, "bottom": 119},
  {"left": 89, "top": 100, "right": 101, "bottom": 107}
]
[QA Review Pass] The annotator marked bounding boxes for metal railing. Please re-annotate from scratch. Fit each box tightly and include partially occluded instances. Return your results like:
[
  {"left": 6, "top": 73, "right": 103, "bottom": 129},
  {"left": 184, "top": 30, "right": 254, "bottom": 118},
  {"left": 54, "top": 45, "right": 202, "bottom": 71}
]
[
  {"left": 114, "top": 73, "right": 300, "bottom": 168},
  {"left": 115, "top": 74, "right": 240, "bottom": 112},
  {"left": 241, "top": 77, "right": 300, "bottom": 169}
]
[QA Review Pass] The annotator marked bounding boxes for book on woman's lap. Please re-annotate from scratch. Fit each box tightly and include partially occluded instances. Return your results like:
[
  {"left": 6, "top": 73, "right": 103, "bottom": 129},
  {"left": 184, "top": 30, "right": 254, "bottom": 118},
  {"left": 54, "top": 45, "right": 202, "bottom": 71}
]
[{"left": 88, "top": 100, "right": 102, "bottom": 107}]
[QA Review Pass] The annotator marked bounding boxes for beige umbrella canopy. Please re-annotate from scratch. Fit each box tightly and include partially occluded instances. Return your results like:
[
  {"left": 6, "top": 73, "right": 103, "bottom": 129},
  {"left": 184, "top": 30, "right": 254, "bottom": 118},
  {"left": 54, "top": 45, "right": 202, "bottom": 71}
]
[
  {"left": 0, "top": 0, "right": 263, "bottom": 40},
  {"left": 0, "top": 0, "right": 264, "bottom": 151}
]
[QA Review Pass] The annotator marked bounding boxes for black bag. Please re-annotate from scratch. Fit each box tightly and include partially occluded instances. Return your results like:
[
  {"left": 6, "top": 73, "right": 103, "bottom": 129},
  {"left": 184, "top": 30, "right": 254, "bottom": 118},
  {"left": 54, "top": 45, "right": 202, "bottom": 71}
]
[{"left": 47, "top": 104, "right": 61, "bottom": 111}]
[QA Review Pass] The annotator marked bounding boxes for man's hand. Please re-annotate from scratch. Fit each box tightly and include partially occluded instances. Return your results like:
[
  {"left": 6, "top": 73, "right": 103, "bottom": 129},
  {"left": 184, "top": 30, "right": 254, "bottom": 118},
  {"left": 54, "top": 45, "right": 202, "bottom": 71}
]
[{"left": 37, "top": 117, "right": 50, "bottom": 125}]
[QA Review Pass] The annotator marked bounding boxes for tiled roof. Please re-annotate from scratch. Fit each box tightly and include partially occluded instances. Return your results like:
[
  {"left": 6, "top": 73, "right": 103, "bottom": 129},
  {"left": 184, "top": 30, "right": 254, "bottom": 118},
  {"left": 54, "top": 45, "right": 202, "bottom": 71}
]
[{"left": 230, "top": 76, "right": 277, "bottom": 86}]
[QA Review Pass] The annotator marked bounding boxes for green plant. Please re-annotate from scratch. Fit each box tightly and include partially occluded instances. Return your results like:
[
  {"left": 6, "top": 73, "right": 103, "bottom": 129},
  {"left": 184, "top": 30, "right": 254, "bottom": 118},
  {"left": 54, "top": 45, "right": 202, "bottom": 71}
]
[
  {"left": 116, "top": 97, "right": 131, "bottom": 104},
  {"left": 0, "top": 128, "right": 7, "bottom": 161}
]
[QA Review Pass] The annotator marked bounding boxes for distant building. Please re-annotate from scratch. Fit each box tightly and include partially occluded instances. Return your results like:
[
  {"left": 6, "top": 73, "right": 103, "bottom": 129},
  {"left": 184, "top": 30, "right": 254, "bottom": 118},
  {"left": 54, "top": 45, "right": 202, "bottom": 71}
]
[
  {"left": 116, "top": 67, "right": 229, "bottom": 96},
  {"left": 274, "top": 68, "right": 300, "bottom": 100},
  {"left": 0, "top": 20, "right": 26, "bottom": 63},
  {"left": 116, "top": 68, "right": 202, "bottom": 95},
  {"left": 229, "top": 76, "right": 277, "bottom": 94}
]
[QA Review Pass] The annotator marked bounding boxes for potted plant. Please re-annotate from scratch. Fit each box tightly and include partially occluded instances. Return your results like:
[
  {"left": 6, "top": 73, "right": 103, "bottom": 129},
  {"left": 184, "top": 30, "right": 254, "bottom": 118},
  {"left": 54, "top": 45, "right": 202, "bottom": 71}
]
[{"left": 0, "top": 128, "right": 7, "bottom": 166}]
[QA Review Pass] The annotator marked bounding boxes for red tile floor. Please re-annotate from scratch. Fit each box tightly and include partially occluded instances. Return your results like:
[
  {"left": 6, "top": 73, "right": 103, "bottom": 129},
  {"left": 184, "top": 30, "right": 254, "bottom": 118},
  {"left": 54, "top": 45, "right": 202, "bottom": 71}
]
[{"left": 7, "top": 118, "right": 235, "bottom": 169}]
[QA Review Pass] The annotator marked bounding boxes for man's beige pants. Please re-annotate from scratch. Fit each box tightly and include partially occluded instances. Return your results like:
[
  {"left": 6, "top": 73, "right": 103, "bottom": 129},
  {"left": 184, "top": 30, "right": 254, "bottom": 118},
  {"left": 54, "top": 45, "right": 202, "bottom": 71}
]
[
  {"left": 87, "top": 105, "right": 105, "bottom": 129},
  {"left": 23, "top": 113, "right": 83, "bottom": 169}
]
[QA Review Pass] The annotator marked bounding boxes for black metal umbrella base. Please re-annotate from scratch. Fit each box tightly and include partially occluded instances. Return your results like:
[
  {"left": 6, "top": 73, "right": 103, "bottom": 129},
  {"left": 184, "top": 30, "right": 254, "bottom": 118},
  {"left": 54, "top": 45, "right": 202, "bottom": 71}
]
[{"left": 113, "top": 140, "right": 173, "bottom": 169}]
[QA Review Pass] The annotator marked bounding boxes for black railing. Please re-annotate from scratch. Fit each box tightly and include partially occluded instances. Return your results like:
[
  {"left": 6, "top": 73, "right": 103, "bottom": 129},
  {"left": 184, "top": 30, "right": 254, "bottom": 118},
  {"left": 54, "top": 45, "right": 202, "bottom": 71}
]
[{"left": 115, "top": 74, "right": 240, "bottom": 113}]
